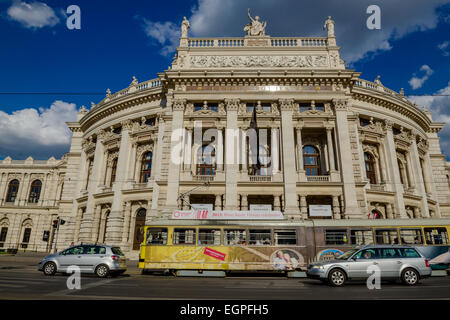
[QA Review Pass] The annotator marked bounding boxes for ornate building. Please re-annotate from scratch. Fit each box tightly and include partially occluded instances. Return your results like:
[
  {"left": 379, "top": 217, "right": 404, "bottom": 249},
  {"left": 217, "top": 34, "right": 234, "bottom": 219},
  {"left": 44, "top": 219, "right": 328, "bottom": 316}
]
[{"left": 1, "top": 15, "right": 449, "bottom": 256}]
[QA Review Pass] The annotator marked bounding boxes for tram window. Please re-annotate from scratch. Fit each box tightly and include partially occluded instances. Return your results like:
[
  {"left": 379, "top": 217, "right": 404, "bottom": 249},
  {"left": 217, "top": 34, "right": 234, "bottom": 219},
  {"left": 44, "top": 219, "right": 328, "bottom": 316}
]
[
  {"left": 374, "top": 229, "right": 399, "bottom": 244},
  {"left": 424, "top": 228, "right": 449, "bottom": 245},
  {"left": 198, "top": 229, "right": 221, "bottom": 245},
  {"left": 350, "top": 229, "right": 373, "bottom": 245},
  {"left": 146, "top": 228, "right": 168, "bottom": 245},
  {"left": 248, "top": 229, "right": 272, "bottom": 245},
  {"left": 274, "top": 229, "right": 297, "bottom": 245},
  {"left": 399, "top": 229, "right": 423, "bottom": 245},
  {"left": 224, "top": 229, "right": 246, "bottom": 245},
  {"left": 325, "top": 230, "right": 348, "bottom": 245},
  {"left": 173, "top": 228, "right": 196, "bottom": 245}
]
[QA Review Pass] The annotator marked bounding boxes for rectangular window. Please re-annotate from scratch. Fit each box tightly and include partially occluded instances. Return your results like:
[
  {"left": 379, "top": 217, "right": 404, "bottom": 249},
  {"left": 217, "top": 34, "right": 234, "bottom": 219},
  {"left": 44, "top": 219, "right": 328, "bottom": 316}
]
[
  {"left": 248, "top": 229, "right": 272, "bottom": 245},
  {"left": 325, "top": 229, "right": 348, "bottom": 245},
  {"left": 424, "top": 227, "right": 449, "bottom": 245},
  {"left": 274, "top": 229, "right": 297, "bottom": 245},
  {"left": 375, "top": 229, "right": 399, "bottom": 244},
  {"left": 261, "top": 103, "right": 271, "bottom": 112},
  {"left": 173, "top": 228, "right": 196, "bottom": 245},
  {"left": 350, "top": 229, "right": 374, "bottom": 245},
  {"left": 194, "top": 103, "right": 203, "bottom": 112},
  {"left": 145, "top": 228, "right": 168, "bottom": 245},
  {"left": 198, "top": 229, "right": 221, "bottom": 245},
  {"left": 299, "top": 103, "right": 311, "bottom": 112},
  {"left": 0, "top": 227, "right": 8, "bottom": 242},
  {"left": 379, "top": 248, "right": 402, "bottom": 258},
  {"left": 208, "top": 103, "right": 218, "bottom": 112},
  {"left": 399, "top": 248, "right": 421, "bottom": 258},
  {"left": 246, "top": 104, "right": 255, "bottom": 112},
  {"left": 400, "top": 228, "right": 424, "bottom": 245},
  {"left": 224, "top": 229, "right": 246, "bottom": 245},
  {"left": 22, "top": 228, "right": 31, "bottom": 243}
]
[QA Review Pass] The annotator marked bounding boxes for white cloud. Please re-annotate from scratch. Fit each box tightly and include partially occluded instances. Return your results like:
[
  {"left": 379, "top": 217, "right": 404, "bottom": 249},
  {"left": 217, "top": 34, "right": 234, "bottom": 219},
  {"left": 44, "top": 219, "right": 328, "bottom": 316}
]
[
  {"left": 438, "top": 41, "right": 450, "bottom": 56},
  {"left": 409, "top": 65, "right": 434, "bottom": 90},
  {"left": 409, "top": 83, "right": 450, "bottom": 157},
  {"left": 141, "top": 18, "right": 180, "bottom": 56},
  {"left": 141, "top": 0, "right": 450, "bottom": 62},
  {"left": 7, "top": 0, "right": 60, "bottom": 29},
  {"left": 0, "top": 101, "right": 77, "bottom": 159}
]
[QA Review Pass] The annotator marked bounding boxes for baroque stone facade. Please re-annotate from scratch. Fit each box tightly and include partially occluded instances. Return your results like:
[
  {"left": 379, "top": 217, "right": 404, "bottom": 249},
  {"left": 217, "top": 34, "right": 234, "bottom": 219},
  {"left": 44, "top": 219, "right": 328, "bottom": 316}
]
[{"left": 1, "top": 16, "right": 449, "bottom": 256}]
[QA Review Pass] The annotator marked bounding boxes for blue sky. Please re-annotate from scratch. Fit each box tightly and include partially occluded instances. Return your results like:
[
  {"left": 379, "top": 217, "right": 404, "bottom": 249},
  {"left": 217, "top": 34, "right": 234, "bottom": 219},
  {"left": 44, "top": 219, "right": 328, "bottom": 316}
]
[{"left": 0, "top": 0, "right": 449, "bottom": 160}]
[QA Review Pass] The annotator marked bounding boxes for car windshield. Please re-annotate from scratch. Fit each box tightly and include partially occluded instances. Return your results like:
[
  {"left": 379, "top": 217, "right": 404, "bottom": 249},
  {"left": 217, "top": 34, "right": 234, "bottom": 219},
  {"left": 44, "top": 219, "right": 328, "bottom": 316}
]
[{"left": 336, "top": 248, "right": 359, "bottom": 260}]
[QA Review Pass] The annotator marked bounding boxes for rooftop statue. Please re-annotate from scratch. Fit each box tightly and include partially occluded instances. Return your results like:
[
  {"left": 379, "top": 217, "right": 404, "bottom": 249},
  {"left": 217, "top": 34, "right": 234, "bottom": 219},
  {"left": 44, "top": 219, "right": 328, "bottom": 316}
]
[
  {"left": 181, "top": 16, "right": 190, "bottom": 38},
  {"left": 323, "top": 16, "right": 335, "bottom": 37},
  {"left": 244, "top": 9, "right": 267, "bottom": 36}
]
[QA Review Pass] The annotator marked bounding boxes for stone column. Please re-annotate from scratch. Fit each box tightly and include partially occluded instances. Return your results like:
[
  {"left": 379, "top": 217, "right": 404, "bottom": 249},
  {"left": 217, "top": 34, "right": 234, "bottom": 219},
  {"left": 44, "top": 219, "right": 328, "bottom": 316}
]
[
  {"left": 333, "top": 99, "right": 360, "bottom": 217},
  {"left": 121, "top": 202, "right": 132, "bottom": 247},
  {"left": 127, "top": 142, "right": 137, "bottom": 183},
  {"left": 18, "top": 173, "right": 29, "bottom": 206},
  {"left": 378, "top": 144, "right": 387, "bottom": 183},
  {"left": 74, "top": 207, "right": 84, "bottom": 243},
  {"left": 424, "top": 152, "right": 441, "bottom": 217},
  {"left": 241, "top": 194, "right": 248, "bottom": 211},
  {"left": 300, "top": 196, "right": 307, "bottom": 219},
  {"left": 0, "top": 173, "right": 7, "bottom": 205},
  {"left": 274, "top": 195, "right": 281, "bottom": 211},
  {"left": 326, "top": 126, "right": 336, "bottom": 172},
  {"left": 386, "top": 203, "right": 394, "bottom": 219},
  {"left": 413, "top": 207, "right": 421, "bottom": 219},
  {"left": 271, "top": 126, "right": 279, "bottom": 174},
  {"left": 165, "top": 99, "right": 186, "bottom": 213},
  {"left": 215, "top": 194, "right": 222, "bottom": 210},
  {"left": 184, "top": 127, "right": 192, "bottom": 171},
  {"left": 406, "top": 153, "right": 415, "bottom": 190},
  {"left": 384, "top": 120, "right": 407, "bottom": 218},
  {"left": 296, "top": 126, "right": 304, "bottom": 171},
  {"left": 410, "top": 135, "right": 430, "bottom": 217},
  {"left": 90, "top": 204, "right": 102, "bottom": 243},
  {"left": 225, "top": 99, "right": 240, "bottom": 210},
  {"left": 79, "top": 133, "right": 106, "bottom": 242},
  {"left": 240, "top": 127, "right": 247, "bottom": 172},
  {"left": 217, "top": 126, "right": 224, "bottom": 171},
  {"left": 279, "top": 99, "right": 300, "bottom": 217},
  {"left": 332, "top": 195, "right": 341, "bottom": 219},
  {"left": 106, "top": 120, "right": 133, "bottom": 245}
]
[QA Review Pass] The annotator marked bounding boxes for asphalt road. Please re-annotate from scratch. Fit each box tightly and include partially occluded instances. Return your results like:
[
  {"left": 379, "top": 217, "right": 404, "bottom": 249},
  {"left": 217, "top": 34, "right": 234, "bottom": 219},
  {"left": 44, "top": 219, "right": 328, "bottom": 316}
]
[{"left": 0, "top": 265, "right": 449, "bottom": 300}]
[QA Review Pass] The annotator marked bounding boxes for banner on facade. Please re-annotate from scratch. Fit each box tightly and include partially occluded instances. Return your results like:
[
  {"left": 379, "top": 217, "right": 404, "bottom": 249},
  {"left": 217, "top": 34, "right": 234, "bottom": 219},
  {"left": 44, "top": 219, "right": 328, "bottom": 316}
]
[
  {"left": 172, "top": 210, "right": 284, "bottom": 220},
  {"left": 308, "top": 205, "right": 332, "bottom": 217},
  {"left": 249, "top": 204, "right": 272, "bottom": 213}
]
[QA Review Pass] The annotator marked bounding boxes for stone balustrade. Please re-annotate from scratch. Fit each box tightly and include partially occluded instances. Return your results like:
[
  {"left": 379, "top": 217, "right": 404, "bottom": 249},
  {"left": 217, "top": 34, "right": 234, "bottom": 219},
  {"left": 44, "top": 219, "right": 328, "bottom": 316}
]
[
  {"left": 186, "top": 37, "right": 328, "bottom": 48},
  {"left": 306, "top": 175, "right": 330, "bottom": 182}
]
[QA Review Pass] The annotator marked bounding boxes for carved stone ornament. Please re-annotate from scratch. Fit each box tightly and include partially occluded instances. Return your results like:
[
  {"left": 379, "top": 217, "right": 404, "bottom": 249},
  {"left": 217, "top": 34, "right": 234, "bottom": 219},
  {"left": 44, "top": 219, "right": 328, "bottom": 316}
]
[
  {"left": 173, "top": 99, "right": 186, "bottom": 111},
  {"left": 137, "top": 144, "right": 153, "bottom": 158},
  {"left": 362, "top": 144, "right": 379, "bottom": 159},
  {"left": 358, "top": 117, "right": 385, "bottom": 135},
  {"left": 394, "top": 126, "right": 412, "bottom": 145},
  {"left": 225, "top": 99, "right": 240, "bottom": 111},
  {"left": 121, "top": 119, "right": 133, "bottom": 131},
  {"left": 332, "top": 99, "right": 348, "bottom": 111},
  {"left": 107, "top": 151, "right": 119, "bottom": 167},
  {"left": 189, "top": 55, "right": 328, "bottom": 68},
  {"left": 279, "top": 99, "right": 295, "bottom": 111}
]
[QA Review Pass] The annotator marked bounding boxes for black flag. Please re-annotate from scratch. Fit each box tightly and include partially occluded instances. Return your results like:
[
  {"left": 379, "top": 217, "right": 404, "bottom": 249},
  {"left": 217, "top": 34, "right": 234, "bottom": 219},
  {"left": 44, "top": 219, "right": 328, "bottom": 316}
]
[{"left": 249, "top": 104, "right": 261, "bottom": 170}]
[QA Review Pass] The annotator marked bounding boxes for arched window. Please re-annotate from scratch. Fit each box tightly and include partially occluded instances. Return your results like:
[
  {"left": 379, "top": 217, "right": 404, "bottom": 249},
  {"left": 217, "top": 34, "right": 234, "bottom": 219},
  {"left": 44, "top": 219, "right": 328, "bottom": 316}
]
[
  {"left": 197, "top": 145, "right": 216, "bottom": 175},
  {"left": 6, "top": 180, "right": 19, "bottom": 203},
  {"left": 364, "top": 153, "right": 377, "bottom": 184},
  {"left": 110, "top": 158, "right": 118, "bottom": 187},
  {"left": 133, "top": 209, "right": 147, "bottom": 250},
  {"left": 28, "top": 180, "right": 42, "bottom": 203},
  {"left": 303, "top": 146, "right": 321, "bottom": 176},
  {"left": 249, "top": 145, "right": 270, "bottom": 176},
  {"left": 140, "top": 151, "right": 152, "bottom": 183},
  {"left": 368, "top": 209, "right": 382, "bottom": 219}
]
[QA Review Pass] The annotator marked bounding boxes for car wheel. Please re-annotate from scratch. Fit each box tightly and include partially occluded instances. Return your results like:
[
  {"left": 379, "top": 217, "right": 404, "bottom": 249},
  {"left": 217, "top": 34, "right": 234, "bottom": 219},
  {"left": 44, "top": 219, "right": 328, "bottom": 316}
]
[
  {"left": 43, "top": 262, "right": 57, "bottom": 276},
  {"left": 328, "top": 268, "right": 346, "bottom": 287},
  {"left": 401, "top": 268, "right": 419, "bottom": 286},
  {"left": 95, "top": 264, "right": 110, "bottom": 278}
]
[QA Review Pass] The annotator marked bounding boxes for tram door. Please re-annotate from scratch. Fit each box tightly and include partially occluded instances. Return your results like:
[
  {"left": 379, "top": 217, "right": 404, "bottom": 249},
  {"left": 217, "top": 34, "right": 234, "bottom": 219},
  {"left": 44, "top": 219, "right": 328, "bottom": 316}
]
[{"left": 133, "top": 209, "right": 146, "bottom": 250}]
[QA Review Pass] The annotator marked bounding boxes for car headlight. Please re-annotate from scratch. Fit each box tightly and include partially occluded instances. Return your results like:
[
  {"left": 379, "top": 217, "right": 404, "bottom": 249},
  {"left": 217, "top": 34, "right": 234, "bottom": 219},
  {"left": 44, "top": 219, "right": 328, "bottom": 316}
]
[{"left": 311, "top": 265, "right": 324, "bottom": 270}]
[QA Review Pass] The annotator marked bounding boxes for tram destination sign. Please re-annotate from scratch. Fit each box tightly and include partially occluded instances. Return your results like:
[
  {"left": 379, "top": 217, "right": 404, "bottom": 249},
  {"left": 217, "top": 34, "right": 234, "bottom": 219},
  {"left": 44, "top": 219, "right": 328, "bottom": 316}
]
[{"left": 172, "top": 210, "right": 284, "bottom": 220}]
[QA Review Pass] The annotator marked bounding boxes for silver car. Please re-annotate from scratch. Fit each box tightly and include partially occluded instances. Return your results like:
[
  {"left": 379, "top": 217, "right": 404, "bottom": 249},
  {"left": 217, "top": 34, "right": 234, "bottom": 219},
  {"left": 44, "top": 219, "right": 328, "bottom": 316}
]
[
  {"left": 307, "top": 245, "right": 432, "bottom": 286},
  {"left": 38, "top": 244, "right": 127, "bottom": 278}
]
